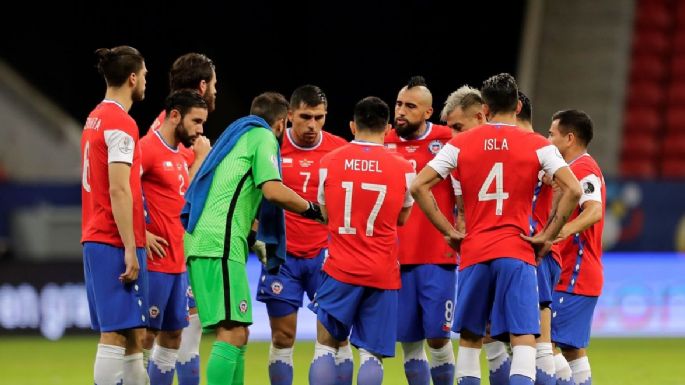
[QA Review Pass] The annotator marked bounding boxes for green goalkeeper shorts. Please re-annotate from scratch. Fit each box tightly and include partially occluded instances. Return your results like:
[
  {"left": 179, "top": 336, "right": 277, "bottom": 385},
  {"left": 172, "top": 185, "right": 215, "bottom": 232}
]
[{"left": 186, "top": 256, "right": 252, "bottom": 332}]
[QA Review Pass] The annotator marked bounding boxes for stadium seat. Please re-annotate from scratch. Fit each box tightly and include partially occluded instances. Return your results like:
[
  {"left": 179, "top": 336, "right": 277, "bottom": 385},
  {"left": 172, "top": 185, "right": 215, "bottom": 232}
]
[
  {"left": 671, "top": 54, "right": 685, "bottom": 81},
  {"left": 621, "top": 133, "right": 661, "bottom": 158},
  {"left": 635, "top": 0, "right": 672, "bottom": 30},
  {"left": 673, "top": 29, "right": 685, "bottom": 54},
  {"left": 628, "top": 81, "right": 665, "bottom": 107},
  {"left": 662, "top": 132, "right": 685, "bottom": 158},
  {"left": 676, "top": 0, "right": 685, "bottom": 26},
  {"left": 630, "top": 54, "right": 668, "bottom": 81},
  {"left": 632, "top": 29, "right": 670, "bottom": 55},
  {"left": 668, "top": 82, "right": 685, "bottom": 106},
  {"left": 660, "top": 158, "right": 685, "bottom": 178},
  {"left": 624, "top": 106, "right": 663, "bottom": 133},
  {"left": 620, "top": 158, "right": 658, "bottom": 179},
  {"left": 666, "top": 108, "right": 685, "bottom": 132}
]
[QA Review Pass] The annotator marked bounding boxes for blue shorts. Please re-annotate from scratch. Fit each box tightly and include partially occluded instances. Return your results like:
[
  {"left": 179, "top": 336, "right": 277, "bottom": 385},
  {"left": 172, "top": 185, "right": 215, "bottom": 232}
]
[
  {"left": 83, "top": 242, "right": 149, "bottom": 332},
  {"left": 256, "top": 249, "right": 326, "bottom": 317},
  {"left": 453, "top": 258, "right": 540, "bottom": 341},
  {"left": 551, "top": 291, "right": 598, "bottom": 349},
  {"left": 537, "top": 254, "right": 561, "bottom": 308},
  {"left": 185, "top": 272, "right": 196, "bottom": 309},
  {"left": 397, "top": 264, "right": 457, "bottom": 341},
  {"left": 309, "top": 273, "right": 398, "bottom": 358},
  {"left": 147, "top": 271, "right": 189, "bottom": 331}
]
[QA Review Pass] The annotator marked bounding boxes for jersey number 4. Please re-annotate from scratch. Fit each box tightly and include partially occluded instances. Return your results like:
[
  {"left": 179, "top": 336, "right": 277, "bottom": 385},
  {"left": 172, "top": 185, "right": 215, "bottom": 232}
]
[
  {"left": 478, "top": 162, "right": 509, "bottom": 216},
  {"left": 338, "top": 181, "right": 386, "bottom": 236}
]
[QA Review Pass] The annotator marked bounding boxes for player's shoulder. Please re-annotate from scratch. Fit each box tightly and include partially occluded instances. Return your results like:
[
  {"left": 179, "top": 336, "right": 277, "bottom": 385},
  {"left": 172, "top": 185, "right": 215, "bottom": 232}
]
[
  {"left": 147, "top": 110, "right": 165, "bottom": 134},
  {"left": 322, "top": 131, "right": 348, "bottom": 146},
  {"left": 384, "top": 128, "right": 401, "bottom": 143},
  {"left": 572, "top": 154, "right": 603, "bottom": 176},
  {"left": 388, "top": 151, "right": 414, "bottom": 171},
  {"left": 428, "top": 123, "right": 453, "bottom": 140},
  {"left": 320, "top": 142, "right": 352, "bottom": 164}
]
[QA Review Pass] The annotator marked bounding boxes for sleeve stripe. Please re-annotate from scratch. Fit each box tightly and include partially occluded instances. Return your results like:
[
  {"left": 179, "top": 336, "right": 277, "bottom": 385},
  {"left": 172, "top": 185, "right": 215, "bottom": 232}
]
[
  {"left": 104, "top": 129, "right": 135, "bottom": 164},
  {"left": 317, "top": 168, "right": 328, "bottom": 205},
  {"left": 427, "top": 143, "right": 459, "bottom": 179},
  {"left": 404, "top": 171, "right": 416, "bottom": 207}
]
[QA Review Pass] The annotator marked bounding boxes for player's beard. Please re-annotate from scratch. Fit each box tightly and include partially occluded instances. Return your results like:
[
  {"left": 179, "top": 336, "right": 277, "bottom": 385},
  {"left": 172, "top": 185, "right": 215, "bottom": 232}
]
[
  {"left": 204, "top": 92, "right": 216, "bottom": 113},
  {"left": 176, "top": 123, "right": 195, "bottom": 148},
  {"left": 394, "top": 118, "right": 421, "bottom": 139},
  {"left": 132, "top": 87, "right": 145, "bottom": 102}
]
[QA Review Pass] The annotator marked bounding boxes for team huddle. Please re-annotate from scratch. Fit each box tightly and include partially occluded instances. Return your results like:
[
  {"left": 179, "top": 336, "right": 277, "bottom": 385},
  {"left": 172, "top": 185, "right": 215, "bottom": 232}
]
[{"left": 81, "top": 46, "right": 605, "bottom": 385}]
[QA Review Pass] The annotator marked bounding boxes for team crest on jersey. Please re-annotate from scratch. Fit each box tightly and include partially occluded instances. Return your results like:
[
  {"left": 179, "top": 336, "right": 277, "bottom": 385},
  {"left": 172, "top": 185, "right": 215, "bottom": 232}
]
[
  {"left": 149, "top": 306, "right": 160, "bottom": 319},
  {"left": 583, "top": 181, "right": 595, "bottom": 194},
  {"left": 428, "top": 140, "right": 443, "bottom": 154},
  {"left": 405, "top": 145, "right": 419, "bottom": 153},
  {"left": 239, "top": 300, "right": 248, "bottom": 314},
  {"left": 119, "top": 137, "right": 134, "bottom": 154},
  {"left": 299, "top": 159, "right": 314, "bottom": 168},
  {"left": 271, "top": 280, "right": 283, "bottom": 295}
]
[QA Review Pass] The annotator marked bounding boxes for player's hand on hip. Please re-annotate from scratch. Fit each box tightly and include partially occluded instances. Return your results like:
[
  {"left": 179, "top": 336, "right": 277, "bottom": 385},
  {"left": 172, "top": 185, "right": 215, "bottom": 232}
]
[
  {"left": 192, "top": 135, "right": 211, "bottom": 159},
  {"left": 145, "top": 230, "right": 168, "bottom": 259},
  {"left": 520, "top": 233, "right": 553, "bottom": 261},
  {"left": 445, "top": 229, "right": 465, "bottom": 250},
  {"left": 120, "top": 247, "right": 140, "bottom": 283}
]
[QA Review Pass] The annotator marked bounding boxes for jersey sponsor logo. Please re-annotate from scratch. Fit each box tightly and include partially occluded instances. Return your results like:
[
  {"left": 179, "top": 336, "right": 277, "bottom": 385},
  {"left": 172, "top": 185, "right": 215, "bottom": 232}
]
[
  {"left": 428, "top": 140, "right": 443, "bottom": 154},
  {"left": 299, "top": 159, "right": 314, "bottom": 168},
  {"left": 119, "top": 136, "right": 134, "bottom": 154},
  {"left": 270, "top": 280, "right": 283, "bottom": 295},
  {"left": 149, "top": 305, "right": 160, "bottom": 319},
  {"left": 385, "top": 143, "right": 397, "bottom": 152},
  {"left": 282, "top": 157, "right": 293, "bottom": 168},
  {"left": 584, "top": 181, "right": 595, "bottom": 194},
  {"left": 405, "top": 145, "right": 419, "bottom": 153},
  {"left": 239, "top": 300, "right": 248, "bottom": 314}
]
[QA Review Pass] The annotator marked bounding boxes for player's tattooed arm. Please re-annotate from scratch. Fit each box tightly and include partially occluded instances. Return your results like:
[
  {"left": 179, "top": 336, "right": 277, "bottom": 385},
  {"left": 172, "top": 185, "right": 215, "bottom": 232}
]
[{"left": 554, "top": 200, "right": 602, "bottom": 243}]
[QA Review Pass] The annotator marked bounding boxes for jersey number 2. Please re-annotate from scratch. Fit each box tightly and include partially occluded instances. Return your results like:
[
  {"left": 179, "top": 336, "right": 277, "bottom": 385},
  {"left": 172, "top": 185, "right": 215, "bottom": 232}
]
[
  {"left": 478, "top": 162, "right": 509, "bottom": 215},
  {"left": 338, "top": 182, "right": 387, "bottom": 236}
]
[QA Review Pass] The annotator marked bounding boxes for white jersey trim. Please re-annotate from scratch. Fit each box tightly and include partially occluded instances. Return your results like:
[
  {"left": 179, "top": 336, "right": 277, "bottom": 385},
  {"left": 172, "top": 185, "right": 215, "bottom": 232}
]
[
  {"left": 317, "top": 168, "right": 328, "bottom": 205},
  {"left": 427, "top": 143, "right": 459, "bottom": 179},
  {"left": 104, "top": 129, "right": 135, "bottom": 164},
  {"left": 536, "top": 145, "right": 567, "bottom": 177},
  {"left": 450, "top": 175, "right": 462, "bottom": 196},
  {"left": 404, "top": 172, "right": 417, "bottom": 207},
  {"left": 578, "top": 173, "right": 602, "bottom": 206}
]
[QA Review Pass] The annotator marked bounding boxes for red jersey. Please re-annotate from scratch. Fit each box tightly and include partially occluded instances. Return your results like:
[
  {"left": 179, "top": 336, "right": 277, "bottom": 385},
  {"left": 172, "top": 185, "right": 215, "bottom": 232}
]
[
  {"left": 385, "top": 123, "right": 458, "bottom": 265},
  {"left": 281, "top": 129, "right": 347, "bottom": 258},
  {"left": 555, "top": 154, "right": 605, "bottom": 296},
  {"left": 428, "top": 123, "right": 567, "bottom": 270},
  {"left": 149, "top": 111, "right": 195, "bottom": 166},
  {"left": 140, "top": 130, "right": 189, "bottom": 273},
  {"left": 318, "top": 141, "right": 415, "bottom": 289},
  {"left": 531, "top": 174, "right": 562, "bottom": 266},
  {"left": 81, "top": 100, "right": 146, "bottom": 247}
]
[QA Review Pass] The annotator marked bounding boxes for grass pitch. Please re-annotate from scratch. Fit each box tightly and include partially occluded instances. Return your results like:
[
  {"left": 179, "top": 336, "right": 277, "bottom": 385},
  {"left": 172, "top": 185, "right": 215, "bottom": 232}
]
[{"left": 2, "top": 335, "right": 682, "bottom": 384}]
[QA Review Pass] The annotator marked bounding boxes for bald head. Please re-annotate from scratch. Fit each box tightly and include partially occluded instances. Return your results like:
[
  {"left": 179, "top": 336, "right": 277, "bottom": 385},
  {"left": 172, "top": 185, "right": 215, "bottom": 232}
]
[{"left": 394, "top": 76, "right": 434, "bottom": 139}]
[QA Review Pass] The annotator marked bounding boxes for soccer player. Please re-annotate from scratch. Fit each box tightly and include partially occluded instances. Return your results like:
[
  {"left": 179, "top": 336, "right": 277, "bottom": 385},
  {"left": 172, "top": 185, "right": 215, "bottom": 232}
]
[
  {"left": 385, "top": 76, "right": 457, "bottom": 385},
  {"left": 140, "top": 90, "right": 208, "bottom": 385},
  {"left": 411, "top": 73, "right": 582, "bottom": 385},
  {"left": 145, "top": 52, "right": 216, "bottom": 385},
  {"left": 516, "top": 92, "right": 564, "bottom": 385},
  {"left": 182, "top": 92, "right": 324, "bottom": 385},
  {"left": 81, "top": 45, "right": 150, "bottom": 385},
  {"left": 440, "top": 85, "right": 486, "bottom": 134},
  {"left": 255, "top": 85, "right": 350, "bottom": 385},
  {"left": 309, "top": 96, "right": 415, "bottom": 385},
  {"left": 548, "top": 110, "right": 605, "bottom": 385}
]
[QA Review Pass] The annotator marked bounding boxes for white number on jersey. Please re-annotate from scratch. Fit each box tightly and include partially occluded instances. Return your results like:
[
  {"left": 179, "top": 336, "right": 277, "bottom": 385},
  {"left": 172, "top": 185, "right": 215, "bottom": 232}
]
[
  {"left": 300, "top": 171, "right": 311, "bottom": 193},
  {"left": 82, "top": 141, "right": 91, "bottom": 192},
  {"left": 338, "top": 181, "right": 388, "bottom": 236},
  {"left": 478, "top": 162, "right": 509, "bottom": 215},
  {"left": 178, "top": 174, "right": 186, "bottom": 196}
]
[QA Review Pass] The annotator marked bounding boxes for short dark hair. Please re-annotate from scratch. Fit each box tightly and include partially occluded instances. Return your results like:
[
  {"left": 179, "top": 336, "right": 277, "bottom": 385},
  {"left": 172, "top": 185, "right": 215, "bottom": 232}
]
[
  {"left": 290, "top": 85, "right": 327, "bottom": 110},
  {"left": 169, "top": 53, "right": 215, "bottom": 91},
  {"left": 354, "top": 96, "right": 389, "bottom": 132},
  {"left": 517, "top": 90, "right": 532, "bottom": 123},
  {"left": 163, "top": 89, "right": 208, "bottom": 117},
  {"left": 94, "top": 46, "right": 145, "bottom": 87},
  {"left": 481, "top": 73, "right": 519, "bottom": 115},
  {"left": 250, "top": 92, "right": 289, "bottom": 127},
  {"left": 552, "top": 109, "right": 594, "bottom": 146},
  {"left": 407, "top": 75, "right": 427, "bottom": 89}
]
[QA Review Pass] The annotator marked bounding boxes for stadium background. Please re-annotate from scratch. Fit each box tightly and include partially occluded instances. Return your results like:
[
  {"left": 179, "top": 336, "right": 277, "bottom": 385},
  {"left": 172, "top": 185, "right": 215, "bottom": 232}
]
[{"left": 1, "top": 0, "right": 684, "bottom": 384}]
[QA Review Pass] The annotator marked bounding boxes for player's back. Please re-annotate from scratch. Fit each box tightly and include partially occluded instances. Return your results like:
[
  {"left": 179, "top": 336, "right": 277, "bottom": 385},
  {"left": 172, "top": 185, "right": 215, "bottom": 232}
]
[
  {"left": 318, "top": 141, "right": 414, "bottom": 289},
  {"left": 445, "top": 123, "right": 564, "bottom": 268},
  {"left": 281, "top": 129, "right": 347, "bottom": 258},
  {"left": 81, "top": 100, "right": 146, "bottom": 247}
]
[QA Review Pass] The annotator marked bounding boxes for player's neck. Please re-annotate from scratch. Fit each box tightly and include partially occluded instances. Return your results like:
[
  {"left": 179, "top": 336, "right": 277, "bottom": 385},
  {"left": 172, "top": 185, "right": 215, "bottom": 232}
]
[
  {"left": 516, "top": 121, "right": 533, "bottom": 132},
  {"left": 291, "top": 131, "right": 322, "bottom": 148},
  {"left": 104, "top": 88, "right": 133, "bottom": 112},
  {"left": 563, "top": 146, "right": 587, "bottom": 163},
  {"left": 159, "top": 124, "right": 179, "bottom": 148},
  {"left": 408, "top": 122, "right": 428, "bottom": 139},
  {"left": 354, "top": 131, "right": 385, "bottom": 145},
  {"left": 487, "top": 112, "right": 517, "bottom": 126}
]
